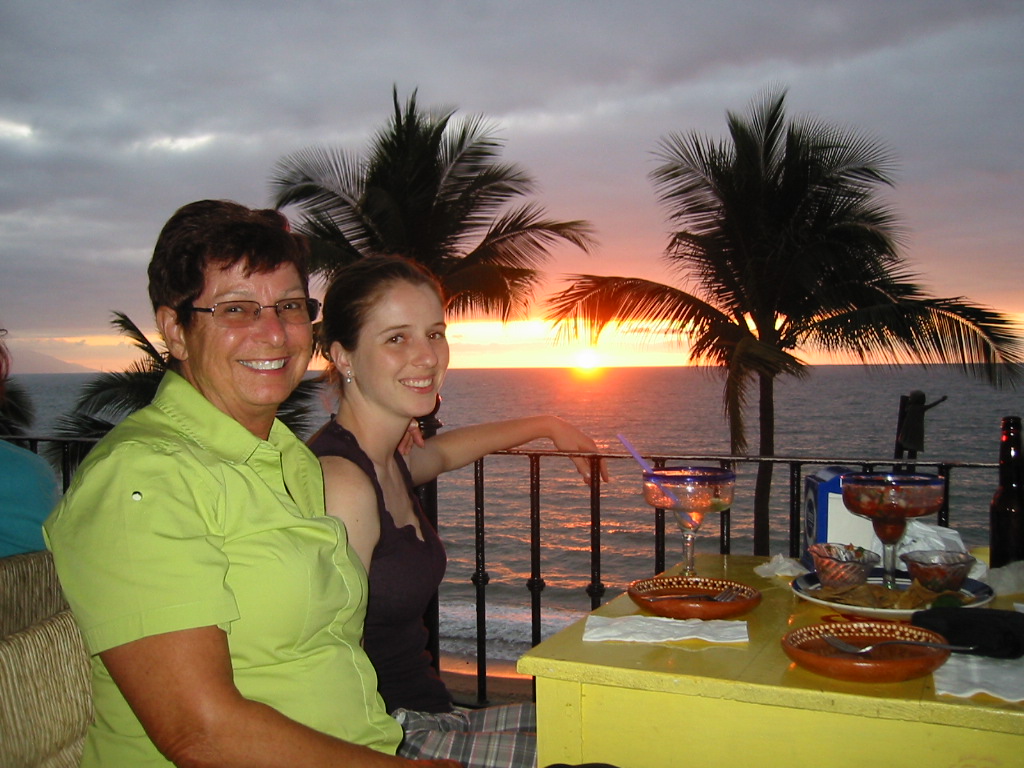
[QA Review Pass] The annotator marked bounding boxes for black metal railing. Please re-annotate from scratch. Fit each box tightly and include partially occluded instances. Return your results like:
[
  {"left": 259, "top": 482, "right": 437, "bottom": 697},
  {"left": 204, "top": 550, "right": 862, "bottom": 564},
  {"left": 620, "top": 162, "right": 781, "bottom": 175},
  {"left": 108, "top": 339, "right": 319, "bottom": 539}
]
[{"left": 3, "top": 436, "right": 998, "bottom": 706}]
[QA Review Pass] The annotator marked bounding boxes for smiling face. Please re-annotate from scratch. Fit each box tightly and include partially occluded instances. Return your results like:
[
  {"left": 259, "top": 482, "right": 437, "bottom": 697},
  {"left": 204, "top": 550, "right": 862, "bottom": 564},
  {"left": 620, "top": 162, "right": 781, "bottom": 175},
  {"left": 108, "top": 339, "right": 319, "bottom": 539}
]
[
  {"left": 159, "top": 260, "right": 313, "bottom": 438},
  {"left": 334, "top": 279, "right": 449, "bottom": 422}
]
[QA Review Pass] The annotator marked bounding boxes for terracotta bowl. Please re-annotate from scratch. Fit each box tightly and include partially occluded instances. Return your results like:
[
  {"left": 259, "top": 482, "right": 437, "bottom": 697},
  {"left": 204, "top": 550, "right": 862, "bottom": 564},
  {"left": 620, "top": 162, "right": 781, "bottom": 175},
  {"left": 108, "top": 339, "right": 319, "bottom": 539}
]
[
  {"left": 782, "top": 621, "right": 951, "bottom": 682},
  {"left": 627, "top": 575, "right": 761, "bottom": 620},
  {"left": 899, "top": 550, "right": 976, "bottom": 592}
]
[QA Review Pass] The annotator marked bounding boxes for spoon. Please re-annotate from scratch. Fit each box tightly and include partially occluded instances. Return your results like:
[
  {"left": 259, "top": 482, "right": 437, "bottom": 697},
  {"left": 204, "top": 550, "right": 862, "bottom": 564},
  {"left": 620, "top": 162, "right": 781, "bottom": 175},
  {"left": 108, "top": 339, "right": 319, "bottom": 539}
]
[{"left": 822, "top": 635, "right": 977, "bottom": 655}]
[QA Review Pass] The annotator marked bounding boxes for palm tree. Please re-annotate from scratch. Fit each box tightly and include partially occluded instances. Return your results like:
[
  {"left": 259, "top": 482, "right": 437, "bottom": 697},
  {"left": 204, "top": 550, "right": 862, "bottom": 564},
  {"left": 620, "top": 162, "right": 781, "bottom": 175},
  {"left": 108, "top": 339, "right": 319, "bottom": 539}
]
[
  {"left": 546, "top": 87, "right": 1023, "bottom": 554},
  {"left": 47, "top": 312, "right": 320, "bottom": 468},
  {"left": 270, "top": 87, "right": 596, "bottom": 320}
]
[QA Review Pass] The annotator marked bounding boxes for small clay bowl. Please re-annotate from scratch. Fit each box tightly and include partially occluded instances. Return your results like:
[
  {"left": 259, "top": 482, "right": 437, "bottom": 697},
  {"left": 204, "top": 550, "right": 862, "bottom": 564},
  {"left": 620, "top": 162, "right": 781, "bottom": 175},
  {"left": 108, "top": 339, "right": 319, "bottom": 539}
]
[
  {"left": 900, "top": 550, "right": 976, "bottom": 592},
  {"left": 627, "top": 575, "right": 761, "bottom": 620},
  {"left": 808, "top": 543, "right": 881, "bottom": 589}
]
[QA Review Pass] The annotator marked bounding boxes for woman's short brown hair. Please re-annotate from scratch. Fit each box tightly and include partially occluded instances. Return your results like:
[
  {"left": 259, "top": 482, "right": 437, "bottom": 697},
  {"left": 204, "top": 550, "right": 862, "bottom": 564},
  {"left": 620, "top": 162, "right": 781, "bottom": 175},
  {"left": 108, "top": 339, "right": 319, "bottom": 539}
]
[{"left": 147, "top": 200, "right": 311, "bottom": 327}]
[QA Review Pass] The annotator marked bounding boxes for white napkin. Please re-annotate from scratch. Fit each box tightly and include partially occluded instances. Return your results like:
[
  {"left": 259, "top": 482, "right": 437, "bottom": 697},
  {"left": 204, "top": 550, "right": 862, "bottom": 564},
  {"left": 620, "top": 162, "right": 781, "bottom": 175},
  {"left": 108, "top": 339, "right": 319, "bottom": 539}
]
[
  {"left": 932, "top": 653, "right": 1024, "bottom": 702},
  {"left": 986, "top": 561, "right": 1024, "bottom": 596},
  {"left": 582, "top": 614, "right": 748, "bottom": 644},
  {"left": 889, "top": 520, "right": 966, "bottom": 557},
  {"left": 754, "top": 553, "right": 809, "bottom": 579}
]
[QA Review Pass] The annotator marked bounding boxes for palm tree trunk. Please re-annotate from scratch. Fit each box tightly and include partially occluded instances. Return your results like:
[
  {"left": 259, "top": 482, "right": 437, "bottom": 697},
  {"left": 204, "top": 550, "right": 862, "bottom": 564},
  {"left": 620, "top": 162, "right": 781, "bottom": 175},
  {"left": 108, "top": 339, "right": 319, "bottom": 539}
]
[{"left": 753, "top": 372, "right": 775, "bottom": 554}]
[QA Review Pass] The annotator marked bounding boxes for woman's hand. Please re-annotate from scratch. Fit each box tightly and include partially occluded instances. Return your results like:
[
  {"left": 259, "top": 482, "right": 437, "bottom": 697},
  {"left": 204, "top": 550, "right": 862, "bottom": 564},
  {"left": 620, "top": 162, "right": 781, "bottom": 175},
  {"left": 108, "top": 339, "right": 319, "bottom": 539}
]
[
  {"left": 546, "top": 416, "right": 610, "bottom": 486},
  {"left": 398, "top": 420, "right": 426, "bottom": 455}
]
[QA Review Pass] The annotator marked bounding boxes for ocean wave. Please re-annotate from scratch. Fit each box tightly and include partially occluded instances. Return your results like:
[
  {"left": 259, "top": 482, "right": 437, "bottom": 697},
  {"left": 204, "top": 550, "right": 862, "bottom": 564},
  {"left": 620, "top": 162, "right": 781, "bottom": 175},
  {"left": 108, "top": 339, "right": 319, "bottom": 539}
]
[{"left": 439, "top": 599, "right": 585, "bottom": 662}]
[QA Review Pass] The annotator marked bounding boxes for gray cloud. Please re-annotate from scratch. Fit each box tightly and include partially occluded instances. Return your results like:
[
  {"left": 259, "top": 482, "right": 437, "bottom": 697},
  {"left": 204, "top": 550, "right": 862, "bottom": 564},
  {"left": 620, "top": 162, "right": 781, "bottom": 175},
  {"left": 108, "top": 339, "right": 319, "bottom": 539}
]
[{"left": 1, "top": 0, "right": 1022, "bottom": 363}]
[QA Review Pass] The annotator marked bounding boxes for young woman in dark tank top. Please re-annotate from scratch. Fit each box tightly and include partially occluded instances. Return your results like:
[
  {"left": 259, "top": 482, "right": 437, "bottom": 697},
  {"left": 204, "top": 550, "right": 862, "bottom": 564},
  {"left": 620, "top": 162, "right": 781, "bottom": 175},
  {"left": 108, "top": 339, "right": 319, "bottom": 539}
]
[{"left": 308, "top": 255, "right": 608, "bottom": 768}]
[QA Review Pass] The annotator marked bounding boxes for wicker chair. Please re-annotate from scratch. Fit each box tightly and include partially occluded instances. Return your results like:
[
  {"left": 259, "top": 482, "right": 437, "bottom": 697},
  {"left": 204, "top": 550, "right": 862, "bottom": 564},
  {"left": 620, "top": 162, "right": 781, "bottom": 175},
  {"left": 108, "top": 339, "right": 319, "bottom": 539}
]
[
  {"left": 0, "top": 551, "right": 69, "bottom": 638},
  {"left": 0, "top": 609, "right": 92, "bottom": 767}
]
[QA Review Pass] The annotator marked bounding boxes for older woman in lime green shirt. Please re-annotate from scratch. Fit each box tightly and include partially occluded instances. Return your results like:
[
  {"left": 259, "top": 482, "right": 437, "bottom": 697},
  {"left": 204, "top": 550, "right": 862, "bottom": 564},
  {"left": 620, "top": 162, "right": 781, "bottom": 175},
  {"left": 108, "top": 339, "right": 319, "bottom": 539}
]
[{"left": 45, "top": 200, "right": 458, "bottom": 768}]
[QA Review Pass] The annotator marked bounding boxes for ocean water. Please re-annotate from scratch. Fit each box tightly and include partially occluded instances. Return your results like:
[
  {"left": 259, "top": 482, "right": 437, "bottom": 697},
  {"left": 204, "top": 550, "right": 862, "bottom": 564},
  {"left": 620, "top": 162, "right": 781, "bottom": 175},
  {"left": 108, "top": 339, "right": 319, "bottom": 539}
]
[{"left": 12, "top": 366, "right": 1023, "bottom": 661}]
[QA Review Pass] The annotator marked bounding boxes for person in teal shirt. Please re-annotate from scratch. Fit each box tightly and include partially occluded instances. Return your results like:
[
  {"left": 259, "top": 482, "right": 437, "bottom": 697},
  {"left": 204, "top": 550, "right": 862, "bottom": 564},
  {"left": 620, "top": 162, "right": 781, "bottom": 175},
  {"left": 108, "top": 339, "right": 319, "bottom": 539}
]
[
  {"left": 44, "top": 200, "right": 458, "bottom": 768},
  {"left": 0, "top": 438, "right": 59, "bottom": 557},
  {"left": 0, "top": 329, "right": 60, "bottom": 558}
]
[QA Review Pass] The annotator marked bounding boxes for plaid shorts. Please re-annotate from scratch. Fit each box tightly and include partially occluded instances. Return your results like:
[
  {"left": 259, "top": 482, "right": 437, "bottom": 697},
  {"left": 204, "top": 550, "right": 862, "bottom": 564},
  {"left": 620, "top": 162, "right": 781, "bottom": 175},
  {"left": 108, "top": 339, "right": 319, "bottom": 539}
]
[{"left": 393, "top": 703, "right": 537, "bottom": 768}]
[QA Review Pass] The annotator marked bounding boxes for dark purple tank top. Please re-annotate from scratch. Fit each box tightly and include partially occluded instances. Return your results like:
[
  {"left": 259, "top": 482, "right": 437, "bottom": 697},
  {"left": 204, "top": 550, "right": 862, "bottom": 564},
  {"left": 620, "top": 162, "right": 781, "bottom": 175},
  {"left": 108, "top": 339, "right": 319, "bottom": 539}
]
[{"left": 308, "top": 420, "right": 452, "bottom": 713}]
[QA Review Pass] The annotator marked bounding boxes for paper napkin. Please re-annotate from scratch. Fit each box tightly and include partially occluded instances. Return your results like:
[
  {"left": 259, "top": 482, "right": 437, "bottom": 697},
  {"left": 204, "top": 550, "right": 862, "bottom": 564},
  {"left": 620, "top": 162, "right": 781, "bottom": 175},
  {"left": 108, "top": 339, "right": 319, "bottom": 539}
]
[
  {"left": 986, "top": 561, "right": 1024, "bottom": 597},
  {"left": 932, "top": 653, "right": 1024, "bottom": 702},
  {"left": 582, "top": 614, "right": 748, "bottom": 644},
  {"left": 753, "top": 553, "right": 809, "bottom": 579}
]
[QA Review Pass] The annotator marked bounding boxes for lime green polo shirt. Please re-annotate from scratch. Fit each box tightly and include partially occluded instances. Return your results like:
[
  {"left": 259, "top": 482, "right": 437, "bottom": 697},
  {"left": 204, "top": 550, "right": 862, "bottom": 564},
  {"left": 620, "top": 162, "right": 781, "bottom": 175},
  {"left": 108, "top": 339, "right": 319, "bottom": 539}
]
[{"left": 45, "top": 372, "right": 401, "bottom": 766}]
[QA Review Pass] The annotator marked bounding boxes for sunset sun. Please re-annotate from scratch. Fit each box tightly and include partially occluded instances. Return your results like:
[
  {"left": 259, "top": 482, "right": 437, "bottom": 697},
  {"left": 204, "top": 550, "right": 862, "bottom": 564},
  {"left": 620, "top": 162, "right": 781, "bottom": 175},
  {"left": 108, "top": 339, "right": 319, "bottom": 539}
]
[{"left": 573, "top": 347, "right": 602, "bottom": 371}]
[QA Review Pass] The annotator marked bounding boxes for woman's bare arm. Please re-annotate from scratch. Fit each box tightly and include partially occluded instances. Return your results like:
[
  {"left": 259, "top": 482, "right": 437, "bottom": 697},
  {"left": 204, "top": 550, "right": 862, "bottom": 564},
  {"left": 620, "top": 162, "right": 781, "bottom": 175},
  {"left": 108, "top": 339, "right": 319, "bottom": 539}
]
[
  {"left": 408, "top": 415, "right": 608, "bottom": 487},
  {"left": 100, "top": 625, "right": 459, "bottom": 768},
  {"left": 320, "top": 454, "right": 382, "bottom": 571}
]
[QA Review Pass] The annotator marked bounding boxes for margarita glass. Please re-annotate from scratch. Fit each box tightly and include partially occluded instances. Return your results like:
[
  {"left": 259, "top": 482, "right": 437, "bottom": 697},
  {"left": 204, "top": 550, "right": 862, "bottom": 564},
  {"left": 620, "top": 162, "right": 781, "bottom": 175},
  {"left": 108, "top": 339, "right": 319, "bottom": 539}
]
[
  {"left": 840, "top": 473, "right": 945, "bottom": 590},
  {"left": 642, "top": 466, "right": 736, "bottom": 576}
]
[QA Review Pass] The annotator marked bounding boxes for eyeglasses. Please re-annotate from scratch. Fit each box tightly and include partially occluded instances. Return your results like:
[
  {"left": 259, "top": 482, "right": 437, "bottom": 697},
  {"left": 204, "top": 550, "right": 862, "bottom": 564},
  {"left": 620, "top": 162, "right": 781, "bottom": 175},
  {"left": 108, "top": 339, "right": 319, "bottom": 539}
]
[{"left": 190, "top": 298, "right": 321, "bottom": 327}]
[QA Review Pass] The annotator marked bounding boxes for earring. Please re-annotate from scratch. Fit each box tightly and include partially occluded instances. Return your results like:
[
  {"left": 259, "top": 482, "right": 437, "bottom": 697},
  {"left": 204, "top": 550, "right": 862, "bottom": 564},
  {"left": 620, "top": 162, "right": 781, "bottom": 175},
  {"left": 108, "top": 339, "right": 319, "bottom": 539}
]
[{"left": 344, "top": 370, "right": 354, "bottom": 384}]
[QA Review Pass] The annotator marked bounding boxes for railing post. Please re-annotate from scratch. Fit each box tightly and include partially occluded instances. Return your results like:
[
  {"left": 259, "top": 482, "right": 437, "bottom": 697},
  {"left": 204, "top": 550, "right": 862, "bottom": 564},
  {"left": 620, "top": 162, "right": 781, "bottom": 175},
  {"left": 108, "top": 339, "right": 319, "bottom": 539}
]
[
  {"left": 472, "top": 457, "right": 490, "bottom": 705},
  {"left": 526, "top": 454, "right": 545, "bottom": 647},
  {"left": 719, "top": 459, "right": 733, "bottom": 555},
  {"left": 61, "top": 441, "right": 74, "bottom": 492},
  {"left": 937, "top": 464, "right": 951, "bottom": 527},
  {"left": 788, "top": 462, "right": 803, "bottom": 558},
  {"left": 586, "top": 455, "right": 606, "bottom": 610}
]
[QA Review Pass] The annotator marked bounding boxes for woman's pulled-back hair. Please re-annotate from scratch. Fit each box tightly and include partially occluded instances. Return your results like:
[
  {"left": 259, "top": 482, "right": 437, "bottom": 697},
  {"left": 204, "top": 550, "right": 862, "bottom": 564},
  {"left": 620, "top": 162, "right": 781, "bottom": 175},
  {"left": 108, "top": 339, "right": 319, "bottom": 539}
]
[
  {"left": 147, "top": 199, "right": 311, "bottom": 326},
  {"left": 319, "top": 255, "right": 444, "bottom": 361}
]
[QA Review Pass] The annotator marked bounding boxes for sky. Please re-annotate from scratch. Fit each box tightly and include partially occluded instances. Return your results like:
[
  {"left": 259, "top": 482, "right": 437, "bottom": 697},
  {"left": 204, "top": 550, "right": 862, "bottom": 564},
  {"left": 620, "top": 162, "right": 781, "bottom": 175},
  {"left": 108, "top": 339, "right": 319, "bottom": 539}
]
[{"left": 2, "top": 0, "right": 1022, "bottom": 373}]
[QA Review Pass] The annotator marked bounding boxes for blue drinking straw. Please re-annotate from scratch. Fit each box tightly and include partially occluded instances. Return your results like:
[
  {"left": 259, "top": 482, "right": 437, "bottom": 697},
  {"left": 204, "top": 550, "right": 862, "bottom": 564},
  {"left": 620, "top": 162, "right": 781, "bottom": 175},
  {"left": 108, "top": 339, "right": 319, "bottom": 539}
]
[
  {"left": 617, "top": 433, "right": 654, "bottom": 473},
  {"left": 616, "top": 434, "right": 695, "bottom": 527}
]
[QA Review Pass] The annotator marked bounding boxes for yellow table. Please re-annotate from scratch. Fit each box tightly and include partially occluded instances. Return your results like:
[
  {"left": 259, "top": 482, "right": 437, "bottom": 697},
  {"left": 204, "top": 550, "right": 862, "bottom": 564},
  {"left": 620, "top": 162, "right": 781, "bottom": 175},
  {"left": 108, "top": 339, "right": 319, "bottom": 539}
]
[{"left": 517, "top": 554, "right": 1024, "bottom": 768}]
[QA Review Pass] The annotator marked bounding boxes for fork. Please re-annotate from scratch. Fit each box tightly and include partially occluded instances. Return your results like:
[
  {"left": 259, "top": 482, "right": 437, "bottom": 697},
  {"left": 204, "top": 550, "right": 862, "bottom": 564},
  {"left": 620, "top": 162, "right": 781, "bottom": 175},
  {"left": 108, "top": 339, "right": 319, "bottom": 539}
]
[
  {"left": 647, "top": 586, "right": 743, "bottom": 603},
  {"left": 822, "top": 635, "right": 977, "bottom": 655}
]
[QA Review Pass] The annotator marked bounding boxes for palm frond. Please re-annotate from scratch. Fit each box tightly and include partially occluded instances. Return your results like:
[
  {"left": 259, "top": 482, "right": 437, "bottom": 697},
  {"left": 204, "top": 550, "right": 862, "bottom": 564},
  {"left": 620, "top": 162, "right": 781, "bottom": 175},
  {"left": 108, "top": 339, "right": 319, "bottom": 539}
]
[
  {"left": 0, "top": 378, "right": 35, "bottom": 436},
  {"left": 443, "top": 264, "right": 541, "bottom": 322},
  {"left": 462, "top": 203, "right": 596, "bottom": 272},
  {"left": 69, "top": 370, "right": 165, "bottom": 421},
  {"left": 42, "top": 412, "right": 119, "bottom": 468},
  {"left": 270, "top": 144, "right": 367, "bottom": 213},
  {"left": 545, "top": 274, "right": 737, "bottom": 348},
  {"left": 110, "top": 312, "right": 166, "bottom": 368},
  {"left": 276, "top": 378, "right": 325, "bottom": 440},
  {"left": 807, "top": 296, "right": 1023, "bottom": 387}
]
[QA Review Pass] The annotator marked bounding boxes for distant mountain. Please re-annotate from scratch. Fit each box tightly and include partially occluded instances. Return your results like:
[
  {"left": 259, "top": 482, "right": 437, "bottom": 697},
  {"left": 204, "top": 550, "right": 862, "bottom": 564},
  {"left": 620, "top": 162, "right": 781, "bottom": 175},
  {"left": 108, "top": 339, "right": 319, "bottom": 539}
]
[{"left": 8, "top": 347, "right": 95, "bottom": 374}]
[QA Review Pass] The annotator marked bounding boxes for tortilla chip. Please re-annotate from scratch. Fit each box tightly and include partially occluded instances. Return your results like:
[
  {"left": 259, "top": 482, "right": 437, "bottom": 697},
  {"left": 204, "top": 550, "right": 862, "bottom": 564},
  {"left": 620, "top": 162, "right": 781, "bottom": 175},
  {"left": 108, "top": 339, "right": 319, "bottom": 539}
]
[
  {"left": 818, "top": 584, "right": 880, "bottom": 607},
  {"left": 813, "top": 579, "right": 968, "bottom": 610}
]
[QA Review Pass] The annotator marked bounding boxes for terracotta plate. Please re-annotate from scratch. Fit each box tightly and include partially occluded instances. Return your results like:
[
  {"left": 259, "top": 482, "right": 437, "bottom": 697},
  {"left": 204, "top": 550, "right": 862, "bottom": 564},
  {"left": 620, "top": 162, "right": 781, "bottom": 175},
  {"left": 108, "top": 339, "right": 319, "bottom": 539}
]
[
  {"left": 627, "top": 576, "right": 761, "bottom": 620},
  {"left": 782, "top": 621, "right": 951, "bottom": 682}
]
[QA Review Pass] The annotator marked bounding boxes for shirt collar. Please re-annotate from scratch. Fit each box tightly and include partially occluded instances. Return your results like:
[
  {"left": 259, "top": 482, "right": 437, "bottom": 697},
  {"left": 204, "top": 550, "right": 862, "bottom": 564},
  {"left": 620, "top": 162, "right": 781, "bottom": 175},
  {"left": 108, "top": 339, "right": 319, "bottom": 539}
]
[{"left": 153, "top": 371, "right": 291, "bottom": 464}]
